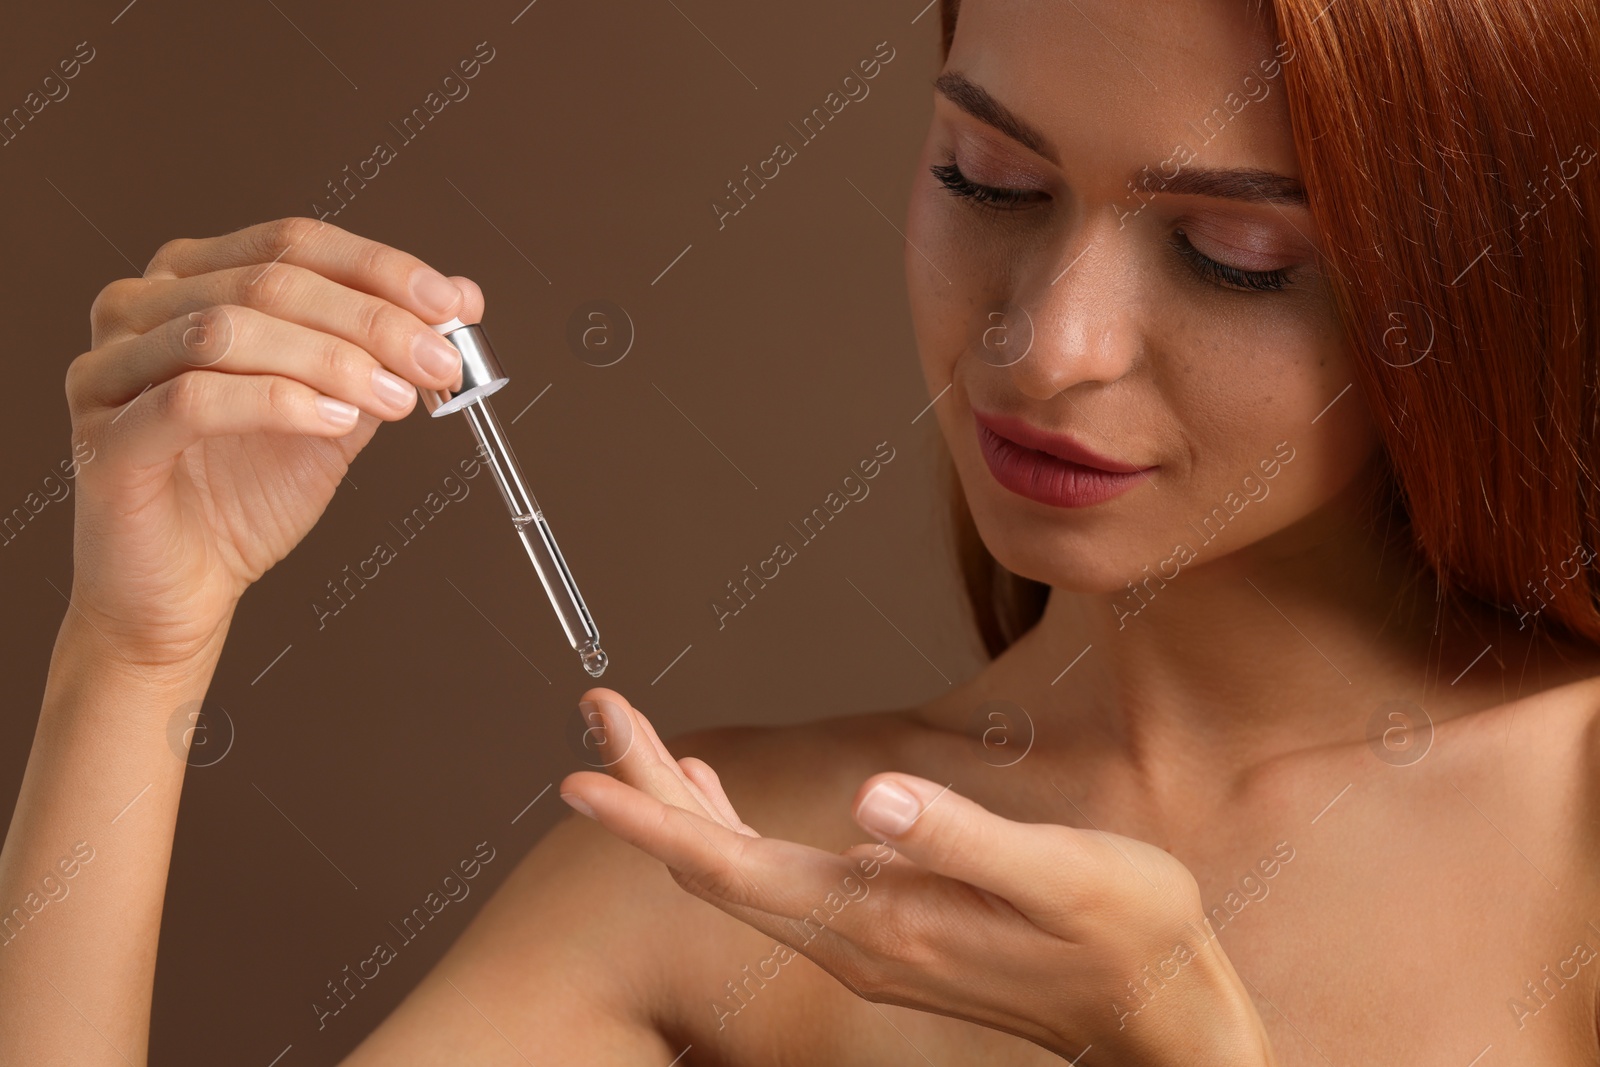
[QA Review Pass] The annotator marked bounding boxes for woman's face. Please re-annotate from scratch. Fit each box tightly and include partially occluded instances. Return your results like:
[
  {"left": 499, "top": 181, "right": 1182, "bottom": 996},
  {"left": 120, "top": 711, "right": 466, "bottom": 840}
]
[{"left": 907, "top": 0, "right": 1385, "bottom": 597}]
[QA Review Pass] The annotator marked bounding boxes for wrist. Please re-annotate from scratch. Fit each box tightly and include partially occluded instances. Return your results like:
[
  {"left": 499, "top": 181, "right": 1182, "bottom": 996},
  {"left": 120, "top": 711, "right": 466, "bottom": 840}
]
[
  {"left": 1087, "top": 926, "right": 1274, "bottom": 1067},
  {"left": 54, "top": 593, "right": 235, "bottom": 685},
  {"left": 1190, "top": 938, "right": 1275, "bottom": 1067}
]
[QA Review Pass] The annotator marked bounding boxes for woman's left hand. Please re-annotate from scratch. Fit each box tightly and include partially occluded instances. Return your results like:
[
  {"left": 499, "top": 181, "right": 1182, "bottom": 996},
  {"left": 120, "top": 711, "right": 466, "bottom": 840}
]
[{"left": 557, "top": 689, "right": 1276, "bottom": 1067}]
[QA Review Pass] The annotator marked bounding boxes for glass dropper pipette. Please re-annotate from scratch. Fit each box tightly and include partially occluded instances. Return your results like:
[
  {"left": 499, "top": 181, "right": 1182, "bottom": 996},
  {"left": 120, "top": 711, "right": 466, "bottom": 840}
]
[{"left": 422, "top": 316, "right": 608, "bottom": 678}]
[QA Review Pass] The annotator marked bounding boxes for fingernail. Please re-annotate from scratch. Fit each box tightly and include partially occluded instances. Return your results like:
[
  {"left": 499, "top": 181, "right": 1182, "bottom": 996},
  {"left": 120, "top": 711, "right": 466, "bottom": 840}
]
[
  {"left": 316, "top": 395, "right": 359, "bottom": 427},
  {"left": 410, "top": 269, "right": 461, "bottom": 318},
  {"left": 578, "top": 699, "right": 599, "bottom": 722},
  {"left": 856, "top": 781, "right": 920, "bottom": 837},
  {"left": 561, "top": 792, "right": 596, "bottom": 819},
  {"left": 412, "top": 332, "right": 462, "bottom": 383},
  {"left": 370, "top": 367, "right": 415, "bottom": 410}
]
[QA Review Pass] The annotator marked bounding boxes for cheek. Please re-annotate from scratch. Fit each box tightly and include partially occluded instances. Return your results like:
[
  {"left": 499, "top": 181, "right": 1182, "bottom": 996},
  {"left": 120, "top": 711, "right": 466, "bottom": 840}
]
[
  {"left": 1265, "top": 383, "right": 1382, "bottom": 522},
  {"left": 904, "top": 148, "right": 1019, "bottom": 387},
  {"left": 904, "top": 169, "right": 963, "bottom": 383},
  {"left": 1158, "top": 306, "right": 1381, "bottom": 535}
]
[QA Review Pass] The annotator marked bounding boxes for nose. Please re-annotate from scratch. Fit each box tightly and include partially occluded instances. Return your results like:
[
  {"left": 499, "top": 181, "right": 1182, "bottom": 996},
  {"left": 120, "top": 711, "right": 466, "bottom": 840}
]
[{"left": 982, "top": 226, "right": 1144, "bottom": 401}]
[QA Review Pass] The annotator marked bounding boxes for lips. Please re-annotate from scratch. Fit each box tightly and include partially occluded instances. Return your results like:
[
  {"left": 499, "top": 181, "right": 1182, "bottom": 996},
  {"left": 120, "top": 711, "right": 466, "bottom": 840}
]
[
  {"left": 970, "top": 409, "right": 1153, "bottom": 474},
  {"left": 970, "top": 407, "right": 1156, "bottom": 509}
]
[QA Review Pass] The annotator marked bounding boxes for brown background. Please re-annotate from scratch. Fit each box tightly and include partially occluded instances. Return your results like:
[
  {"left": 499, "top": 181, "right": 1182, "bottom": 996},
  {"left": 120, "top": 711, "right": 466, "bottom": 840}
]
[{"left": 0, "top": 0, "right": 987, "bottom": 1061}]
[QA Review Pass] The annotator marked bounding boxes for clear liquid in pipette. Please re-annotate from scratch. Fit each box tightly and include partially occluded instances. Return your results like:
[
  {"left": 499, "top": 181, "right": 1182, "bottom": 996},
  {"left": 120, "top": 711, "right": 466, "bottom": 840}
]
[
  {"left": 461, "top": 395, "right": 608, "bottom": 678},
  {"left": 512, "top": 512, "right": 608, "bottom": 677}
]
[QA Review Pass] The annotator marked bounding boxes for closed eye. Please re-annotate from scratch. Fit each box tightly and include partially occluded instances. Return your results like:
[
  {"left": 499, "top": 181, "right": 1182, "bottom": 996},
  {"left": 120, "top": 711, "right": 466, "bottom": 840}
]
[
  {"left": 931, "top": 152, "right": 1294, "bottom": 293},
  {"left": 1170, "top": 229, "right": 1293, "bottom": 293},
  {"left": 929, "top": 154, "right": 1046, "bottom": 213}
]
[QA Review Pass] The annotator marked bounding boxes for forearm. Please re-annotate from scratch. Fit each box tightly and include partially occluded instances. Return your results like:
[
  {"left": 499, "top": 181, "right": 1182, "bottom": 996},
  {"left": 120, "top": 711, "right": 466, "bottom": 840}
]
[{"left": 0, "top": 602, "right": 231, "bottom": 1066}]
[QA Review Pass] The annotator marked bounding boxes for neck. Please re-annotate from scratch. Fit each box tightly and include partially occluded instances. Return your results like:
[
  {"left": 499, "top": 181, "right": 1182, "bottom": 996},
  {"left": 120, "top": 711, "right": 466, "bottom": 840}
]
[{"left": 958, "top": 466, "right": 1577, "bottom": 794}]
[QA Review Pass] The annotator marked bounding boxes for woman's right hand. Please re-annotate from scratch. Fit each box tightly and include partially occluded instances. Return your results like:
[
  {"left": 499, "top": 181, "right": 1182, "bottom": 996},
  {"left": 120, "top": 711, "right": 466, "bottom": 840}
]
[{"left": 64, "top": 216, "right": 483, "bottom": 668}]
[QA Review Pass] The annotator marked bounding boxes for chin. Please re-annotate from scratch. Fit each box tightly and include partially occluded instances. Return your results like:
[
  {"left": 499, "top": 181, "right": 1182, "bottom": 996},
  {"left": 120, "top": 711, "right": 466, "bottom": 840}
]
[
  {"left": 1009, "top": 548, "right": 1155, "bottom": 597},
  {"left": 963, "top": 490, "right": 1159, "bottom": 596}
]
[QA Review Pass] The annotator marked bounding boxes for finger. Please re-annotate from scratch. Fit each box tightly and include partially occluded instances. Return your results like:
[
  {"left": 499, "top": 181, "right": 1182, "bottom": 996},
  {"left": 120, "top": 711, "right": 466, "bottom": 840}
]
[
  {"left": 92, "top": 265, "right": 463, "bottom": 394},
  {"left": 559, "top": 770, "right": 846, "bottom": 917},
  {"left": 141, "top": 216, "right": 467, "bottom": 325},
  {"left": 677, "top": 757, "right": 759, "bottom": 837},
  {"left": 94, "top": 369, "right": 370, "bottom": 472},
  {"left": 447, "top": 275, "right": 485, "bottom": 324},
  {"left": 70, "top": 307, "right": 422, "bottom": 421},
  {"left": 850, "top": 773, "right": 1080, "bottom": 919},
  {"left": 578, "top": 689, "right": 736, "bottom": 831},
  {"left": 624, "top": 701, "right": 726, "bottom": 814}
]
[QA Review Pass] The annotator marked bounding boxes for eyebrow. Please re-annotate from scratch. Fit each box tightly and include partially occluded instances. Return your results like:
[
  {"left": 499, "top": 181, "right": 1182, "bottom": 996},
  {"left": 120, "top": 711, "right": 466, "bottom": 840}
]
[{"left": 932, "top": 70, "right": 1308, "bottom": 207}]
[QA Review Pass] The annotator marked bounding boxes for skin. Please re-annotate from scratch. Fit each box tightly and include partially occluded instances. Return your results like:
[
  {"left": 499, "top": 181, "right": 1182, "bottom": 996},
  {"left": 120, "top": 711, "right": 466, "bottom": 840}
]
[{"left": 4, "top": 0, "right": 1598, "bottom": 1064}]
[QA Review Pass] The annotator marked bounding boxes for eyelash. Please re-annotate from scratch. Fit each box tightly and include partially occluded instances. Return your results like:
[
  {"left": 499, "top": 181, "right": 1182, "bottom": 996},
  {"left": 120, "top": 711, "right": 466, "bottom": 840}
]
[
  {"left": 929, "top": 155, "right": 1294, "bottom": 293},
  {"left": 1171, "top": 230, "right": 1292, "bottom": 293},
  {"left": 928, "top": 156, "right": 1042, "bottom": 212}
]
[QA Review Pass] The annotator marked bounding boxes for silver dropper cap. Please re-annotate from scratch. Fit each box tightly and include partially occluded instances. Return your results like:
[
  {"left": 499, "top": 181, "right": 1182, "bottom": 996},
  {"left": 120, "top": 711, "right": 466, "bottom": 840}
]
[{"left": 422, "top": 318, "right": 509, "bottom": 416}]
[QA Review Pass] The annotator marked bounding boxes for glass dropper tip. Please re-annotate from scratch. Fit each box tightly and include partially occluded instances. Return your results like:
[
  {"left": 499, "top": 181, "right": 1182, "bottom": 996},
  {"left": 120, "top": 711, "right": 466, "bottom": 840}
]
[{"left": 579, "top": 643, "right": 609, "bottom": 678}]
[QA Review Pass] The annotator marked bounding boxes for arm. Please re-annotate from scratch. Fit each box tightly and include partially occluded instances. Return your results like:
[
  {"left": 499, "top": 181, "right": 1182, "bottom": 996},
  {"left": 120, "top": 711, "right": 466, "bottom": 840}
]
[
  {"left": 0, "top": 216, "right": 478, "bottom": 1064},
  {"left": 3, "top": 621, "right": 682, "bottom": 1067},
  {"left": 0, "top": 607, "right": 230, "bottom": 1062},
  {"left": 339, "top": 813, "right": 683, "bottom": 1064}
]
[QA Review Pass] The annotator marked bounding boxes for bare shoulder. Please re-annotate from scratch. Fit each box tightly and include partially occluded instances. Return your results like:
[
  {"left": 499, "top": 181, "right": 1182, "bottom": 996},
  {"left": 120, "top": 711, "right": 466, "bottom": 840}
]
[
  {"left": 1446, "top": 651, "right": 1600, "bottom": 881},
  {"left": 339, "top": 705, "right": 925, "bottom": 1064},
  {"left": 665, "top": 706, "right": 926, "bottom": 844},
  {"left": 1466, "top": 650, "right": 1600, "bottom": 767},
  {"left": 1557, "top": 666, "right": 1600, "bottom": 861},
  {"left": 340, "top": 795, "right": 690, "bottom": 1062}
]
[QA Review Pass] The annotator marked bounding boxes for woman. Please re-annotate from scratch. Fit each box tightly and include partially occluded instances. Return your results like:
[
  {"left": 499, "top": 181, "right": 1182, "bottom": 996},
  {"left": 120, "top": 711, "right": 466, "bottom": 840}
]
[{"left": 4, "top": 0, "right": 1598, "bottom": 1061}]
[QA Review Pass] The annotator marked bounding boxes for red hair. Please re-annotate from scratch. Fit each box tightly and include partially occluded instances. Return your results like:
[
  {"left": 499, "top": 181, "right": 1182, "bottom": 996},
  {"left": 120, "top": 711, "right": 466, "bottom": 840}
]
[{"left": 938, "top": 0, "right": 1600, "bottom": 657}]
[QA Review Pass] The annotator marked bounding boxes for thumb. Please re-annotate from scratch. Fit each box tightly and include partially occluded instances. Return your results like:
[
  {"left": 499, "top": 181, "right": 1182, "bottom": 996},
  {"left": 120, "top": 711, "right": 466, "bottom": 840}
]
[
  {"left": 851, "top": 773, "right": 1060, "bottom": 914},
  {"left": 446, "top": 275, "right": 484, "bottom": 324}
]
